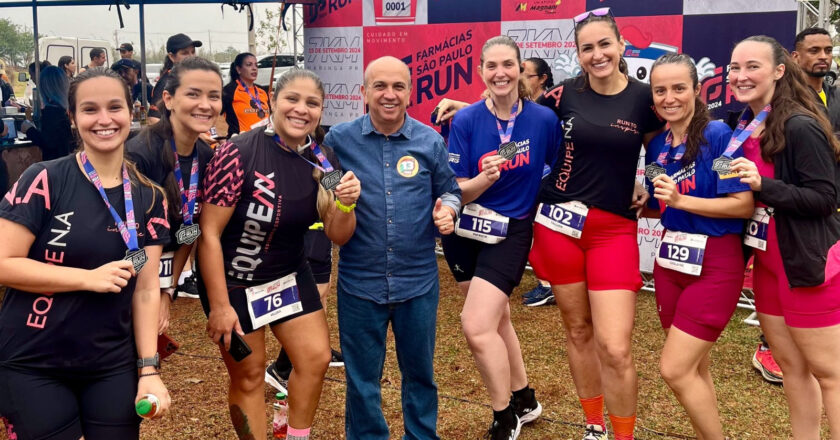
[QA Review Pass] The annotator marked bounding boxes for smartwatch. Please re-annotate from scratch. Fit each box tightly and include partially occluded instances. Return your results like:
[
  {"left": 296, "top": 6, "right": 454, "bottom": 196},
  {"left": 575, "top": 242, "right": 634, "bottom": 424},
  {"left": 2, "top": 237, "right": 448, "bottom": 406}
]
[{"left": 137, "top": 353, "right": 160, "bottom": 369}]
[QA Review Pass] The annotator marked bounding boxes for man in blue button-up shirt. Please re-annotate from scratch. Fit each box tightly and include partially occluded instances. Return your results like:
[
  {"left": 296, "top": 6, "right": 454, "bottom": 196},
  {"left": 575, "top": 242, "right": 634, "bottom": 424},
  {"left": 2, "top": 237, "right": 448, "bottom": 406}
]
[{"left": 324, "top": 56, "right": 461, "bottom": 440}]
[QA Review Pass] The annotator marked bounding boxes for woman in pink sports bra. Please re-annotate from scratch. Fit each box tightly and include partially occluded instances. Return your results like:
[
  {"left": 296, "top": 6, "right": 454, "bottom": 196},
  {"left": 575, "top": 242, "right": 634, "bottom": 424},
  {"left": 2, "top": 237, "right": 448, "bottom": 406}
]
[{"left": 729, "top": 35, "right": 840, "bottom": 438}]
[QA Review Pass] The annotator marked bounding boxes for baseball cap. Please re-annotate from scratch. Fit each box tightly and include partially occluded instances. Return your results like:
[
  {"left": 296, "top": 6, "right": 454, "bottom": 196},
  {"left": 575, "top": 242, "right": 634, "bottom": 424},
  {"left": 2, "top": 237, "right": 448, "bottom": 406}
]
[
  {"left": 166, "top": 34, "right": 202, "bottom": 54},
  {"left": 119, "top": 43, "right": 134, "bottom": 52},
  {"left": 111, "top": 58, "right": 141, "bottom": 71}
]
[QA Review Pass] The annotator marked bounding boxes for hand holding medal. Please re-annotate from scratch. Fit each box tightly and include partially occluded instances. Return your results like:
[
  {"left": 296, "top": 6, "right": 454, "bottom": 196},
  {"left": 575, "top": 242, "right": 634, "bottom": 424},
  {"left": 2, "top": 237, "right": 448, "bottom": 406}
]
[
  {"left": 652, "top": 174, "right": 683, "bottom": 209},
  {"left": 481, "top": 154, "right": 505, "bottom": 183},
  {"left": 729, "top": 157, "right": 762, "bottom": 191},
  {"left": 86, "top": 259, "right": 136, "bottom": 293},
  {"left": 334, "top": 171, "right": 361, "bottom": 207}
]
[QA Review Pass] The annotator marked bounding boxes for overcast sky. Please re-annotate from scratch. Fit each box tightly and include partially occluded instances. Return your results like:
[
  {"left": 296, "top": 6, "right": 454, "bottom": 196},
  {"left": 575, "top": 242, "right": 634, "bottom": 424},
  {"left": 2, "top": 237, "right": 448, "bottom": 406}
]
[{"left": 1, "top": 2, "right": 294, "bottom": 55}]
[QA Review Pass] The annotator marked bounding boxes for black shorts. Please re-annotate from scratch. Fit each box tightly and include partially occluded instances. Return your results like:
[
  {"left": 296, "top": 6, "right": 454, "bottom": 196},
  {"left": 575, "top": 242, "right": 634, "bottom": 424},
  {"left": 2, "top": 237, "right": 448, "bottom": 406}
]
[
  {"left": 0, "top": 366, "right": 140, "bottom": 440},
  {"left": 440, "top": 214, "right": 534, "bottom": 296},
  {"left": 198, "top": 262, "right": 323, "bottom": 334},
  {"left": 304, "top": 228, "right": 332, "bottom": 284}
]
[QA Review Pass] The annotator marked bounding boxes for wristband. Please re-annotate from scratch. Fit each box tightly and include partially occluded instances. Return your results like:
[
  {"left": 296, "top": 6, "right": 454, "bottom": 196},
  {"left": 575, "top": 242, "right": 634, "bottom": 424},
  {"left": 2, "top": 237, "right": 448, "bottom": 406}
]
[
  {"left": 335, "top": 199, "right": 356, "bottom": 213},
  {"left": 139, "top": 372, "right": 161, "bottom": 378},
  {"left": 162, "top": 287, "right": 176, "bottom": 301}
]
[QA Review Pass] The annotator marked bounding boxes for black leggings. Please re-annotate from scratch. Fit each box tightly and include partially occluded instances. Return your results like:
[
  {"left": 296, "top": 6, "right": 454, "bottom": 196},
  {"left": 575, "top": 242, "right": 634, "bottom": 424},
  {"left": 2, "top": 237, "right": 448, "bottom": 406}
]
[{"left": 0, "top": 367, "right": 140, "bottom": 440}]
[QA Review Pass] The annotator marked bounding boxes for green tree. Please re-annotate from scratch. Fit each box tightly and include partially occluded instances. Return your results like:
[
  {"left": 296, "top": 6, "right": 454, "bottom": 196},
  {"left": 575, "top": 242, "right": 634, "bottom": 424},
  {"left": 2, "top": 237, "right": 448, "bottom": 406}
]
[
  {"left": 0, "top": 19, "right": 36, "bottom": 67},
  {"left": 257, "top": 6, "right": 291, "bottom": 54},
  {"left": 213, "top": 46, "right": 240, "bottom": 64}
]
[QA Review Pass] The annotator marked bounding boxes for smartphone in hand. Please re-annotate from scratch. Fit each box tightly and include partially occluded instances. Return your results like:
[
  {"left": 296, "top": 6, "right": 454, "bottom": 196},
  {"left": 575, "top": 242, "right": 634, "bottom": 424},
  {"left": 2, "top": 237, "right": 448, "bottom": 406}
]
[{"left": 222, "top": 332, "right": 252, "bottom": 362}]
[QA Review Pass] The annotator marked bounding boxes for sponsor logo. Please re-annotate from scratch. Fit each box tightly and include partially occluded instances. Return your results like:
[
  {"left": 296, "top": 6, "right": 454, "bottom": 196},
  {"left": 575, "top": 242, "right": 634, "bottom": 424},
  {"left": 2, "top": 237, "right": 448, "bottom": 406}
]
[{"left": 513, "top": 0, "right": 562, "bottom": 14}]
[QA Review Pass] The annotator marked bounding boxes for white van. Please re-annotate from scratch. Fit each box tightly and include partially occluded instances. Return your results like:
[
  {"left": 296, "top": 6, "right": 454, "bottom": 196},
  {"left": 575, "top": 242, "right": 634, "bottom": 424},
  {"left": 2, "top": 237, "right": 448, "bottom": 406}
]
[
  {"left": 39, "top": 37, "right": 115, "bottom": 74},
  {"left": 254, "top": 54, "right": 303, "bottom": 87}
]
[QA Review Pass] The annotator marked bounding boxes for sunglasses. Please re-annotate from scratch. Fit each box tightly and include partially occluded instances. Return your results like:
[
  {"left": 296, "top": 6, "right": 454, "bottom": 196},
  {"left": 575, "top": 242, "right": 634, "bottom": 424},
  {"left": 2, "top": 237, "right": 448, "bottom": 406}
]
[{"left": 573, "top": 7, "right": 613, "bottom": 25}]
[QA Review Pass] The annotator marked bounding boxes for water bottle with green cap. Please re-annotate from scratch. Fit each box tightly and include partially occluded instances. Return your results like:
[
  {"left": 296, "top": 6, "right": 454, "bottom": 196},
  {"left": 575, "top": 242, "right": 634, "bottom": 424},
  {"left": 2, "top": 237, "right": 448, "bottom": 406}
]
[
  {"left": 272, "top": 392, "right": 288, "bottom": 439},
  {"left": 136, "top": 394, "right": 161, "bottom": 419}
]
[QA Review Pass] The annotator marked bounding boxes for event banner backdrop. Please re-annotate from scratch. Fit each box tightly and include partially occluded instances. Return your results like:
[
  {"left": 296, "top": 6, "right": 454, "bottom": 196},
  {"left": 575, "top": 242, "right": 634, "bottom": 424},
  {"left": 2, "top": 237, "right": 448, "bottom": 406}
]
[
  {"left": 304, "top": 0, "right": 798, "bottom": 271},
  {"left": 305, "top": 0, "right": 798, "bottom": 126}
]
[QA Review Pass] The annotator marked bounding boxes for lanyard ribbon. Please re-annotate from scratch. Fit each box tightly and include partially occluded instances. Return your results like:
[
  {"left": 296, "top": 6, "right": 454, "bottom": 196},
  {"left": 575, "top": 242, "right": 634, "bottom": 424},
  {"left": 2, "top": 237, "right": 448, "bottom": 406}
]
[
  {"left": 169, "top": 139, "right": 199, "bottom": 226},
  {"left": 724, "top": 104, "right": 771, "bottom": 158},
  {"left": 654, "top": 130, "right": 687, "bottom": 167},
  {"left": 273, "top": 134, "right": 334, "bottom": 172},
  {"left": 239, "top": 80, "right": 265, "bottom": 113},
  {"left": 492, "top": 100, "right": 519, "bottom": 144},
  {"left": 79, "top": 152, "right": 139, "bottom": 252}
]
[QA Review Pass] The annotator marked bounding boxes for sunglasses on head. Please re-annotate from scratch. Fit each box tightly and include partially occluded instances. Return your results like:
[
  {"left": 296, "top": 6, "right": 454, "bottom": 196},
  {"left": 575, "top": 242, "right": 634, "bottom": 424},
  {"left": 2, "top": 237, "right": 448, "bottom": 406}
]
[{"left": 573, "top": 7, "right": 613, "bottom": 26}]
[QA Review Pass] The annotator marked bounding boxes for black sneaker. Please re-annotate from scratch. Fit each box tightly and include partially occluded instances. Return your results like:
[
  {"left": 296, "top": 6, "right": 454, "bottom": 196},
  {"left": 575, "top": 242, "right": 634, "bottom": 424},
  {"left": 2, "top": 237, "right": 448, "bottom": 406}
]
[
  {"left": 484, "top": 414, "right": 521, "bottom": 440},
  {"left": 329, "top": 349, "right": 344, "bottom": 368},
  {"left": 265, "top": 361, "right": 289, "bottom": 394},
  {"left": 511, "top": 387, "right": 542, "bottom": 425},
  {"left": 177, "top": 274, "right": 199, "bottom": 299}
]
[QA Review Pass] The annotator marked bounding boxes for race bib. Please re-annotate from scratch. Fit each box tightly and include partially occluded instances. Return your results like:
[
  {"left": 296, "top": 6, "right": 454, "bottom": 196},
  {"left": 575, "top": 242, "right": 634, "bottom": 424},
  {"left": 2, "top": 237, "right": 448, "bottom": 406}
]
[
  {"left": 158, "top": 251, "right": 175, "bottom": 288},
  {"left": 455, "top": 203, "right": 509, "bottom": 244},
  {"left": 534, "top": 201, "right": 588, "bottom": 239},
  {"left": 656, "top": 230, "right": 708, "bottom": 276},
  {"left": 744, "top": 207, "right": 771, "bottom": 251},
  {"left": 245, "top": 273, "right": 303, "bottom": 329},
  {"left": 381, "top": 0, "right": 411, "bottom": 17}
]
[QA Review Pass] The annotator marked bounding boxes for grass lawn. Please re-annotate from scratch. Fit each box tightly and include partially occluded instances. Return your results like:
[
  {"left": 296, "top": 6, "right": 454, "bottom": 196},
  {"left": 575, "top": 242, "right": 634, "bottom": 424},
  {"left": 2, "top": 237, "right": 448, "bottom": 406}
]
[{"left": 0, "top": 254, "right": 825, "bottom": 439}]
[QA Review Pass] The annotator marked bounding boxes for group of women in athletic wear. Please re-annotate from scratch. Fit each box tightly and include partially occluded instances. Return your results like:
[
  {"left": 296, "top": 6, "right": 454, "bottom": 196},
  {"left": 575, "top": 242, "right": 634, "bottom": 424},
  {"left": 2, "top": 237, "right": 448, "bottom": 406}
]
[
  {"left": 0, "top": 51, "right": 359, "bottom": 439},
  {"left": 434, "top": 8, "right": 840, "bottom": 440},
  {"left": 1, "top": 6, "right": 839, "bottom": 440}
]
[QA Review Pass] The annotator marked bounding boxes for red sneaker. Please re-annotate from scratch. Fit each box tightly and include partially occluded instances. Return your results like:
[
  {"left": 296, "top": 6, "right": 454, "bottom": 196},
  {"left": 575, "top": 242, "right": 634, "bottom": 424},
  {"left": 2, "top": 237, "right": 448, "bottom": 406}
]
[{"left": 752, "top": 343, "right": 783, "bottom": 384}]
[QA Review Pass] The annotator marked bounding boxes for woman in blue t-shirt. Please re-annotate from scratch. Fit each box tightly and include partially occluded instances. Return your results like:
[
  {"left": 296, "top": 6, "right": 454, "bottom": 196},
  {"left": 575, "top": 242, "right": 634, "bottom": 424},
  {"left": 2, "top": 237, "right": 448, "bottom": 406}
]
[
  {"left": 643, "top": 53, "right": 754, "bottom": 438},
  {"left": 440, "top": 35, "right": 561, "bottom": 439}
]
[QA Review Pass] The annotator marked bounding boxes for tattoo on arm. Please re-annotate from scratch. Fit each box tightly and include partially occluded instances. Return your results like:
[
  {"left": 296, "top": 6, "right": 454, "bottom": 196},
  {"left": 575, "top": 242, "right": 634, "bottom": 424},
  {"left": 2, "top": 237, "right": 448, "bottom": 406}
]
[{"left": 229, "top": 404, "right": 257, "bottom": 440}]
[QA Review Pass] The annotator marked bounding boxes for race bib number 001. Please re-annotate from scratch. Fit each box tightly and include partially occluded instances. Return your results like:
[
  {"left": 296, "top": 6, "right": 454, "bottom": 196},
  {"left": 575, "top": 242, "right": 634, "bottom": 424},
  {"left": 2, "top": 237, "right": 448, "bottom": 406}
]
[
  {"left": 382, "top": 0, "right": 410, "bottom": 16},
  {"left": 744, "top": 207, "right": 771, "bottom": 251},
  {"left": 534, "top": 201, "right": 588, "bottom": 239},
  {"left": 455, "top": 203, "right": 509, "bottom": 244},
  {"left": 245, "top": 273, "right": 303, "bottom": 329},
  {"left": 656, "top": 230, "right": 707, "bottom": 276}
]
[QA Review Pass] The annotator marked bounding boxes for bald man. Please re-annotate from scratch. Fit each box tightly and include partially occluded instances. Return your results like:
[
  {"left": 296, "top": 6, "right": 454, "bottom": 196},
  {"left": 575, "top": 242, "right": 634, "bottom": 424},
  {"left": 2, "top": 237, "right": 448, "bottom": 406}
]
[{"left": 324, "top": 56, "right": 461, "bottom": 440}]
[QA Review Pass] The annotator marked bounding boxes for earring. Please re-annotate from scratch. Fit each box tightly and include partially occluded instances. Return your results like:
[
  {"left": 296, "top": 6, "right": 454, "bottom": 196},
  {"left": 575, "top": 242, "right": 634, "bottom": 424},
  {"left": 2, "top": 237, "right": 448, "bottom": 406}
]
[{"left": 264, "top": 114, "right": 275, "bottom": 136}]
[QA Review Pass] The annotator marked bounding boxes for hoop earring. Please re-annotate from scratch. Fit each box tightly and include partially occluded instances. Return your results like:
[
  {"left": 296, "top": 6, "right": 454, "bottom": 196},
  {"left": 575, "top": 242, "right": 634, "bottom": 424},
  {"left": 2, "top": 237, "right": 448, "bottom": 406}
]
[
  {"left": 297, "top": 135, "right": 313, "bottom": 153},
  {"left": 264, "top": 114, "right": 275, "bottom": 136}
]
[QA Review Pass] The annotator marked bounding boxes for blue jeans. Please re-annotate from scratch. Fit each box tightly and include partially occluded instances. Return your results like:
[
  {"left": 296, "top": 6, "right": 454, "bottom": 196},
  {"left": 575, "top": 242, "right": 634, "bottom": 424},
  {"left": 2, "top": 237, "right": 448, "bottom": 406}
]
[{"left": 337, "top": 284, "right": 440, "bottom": 440}]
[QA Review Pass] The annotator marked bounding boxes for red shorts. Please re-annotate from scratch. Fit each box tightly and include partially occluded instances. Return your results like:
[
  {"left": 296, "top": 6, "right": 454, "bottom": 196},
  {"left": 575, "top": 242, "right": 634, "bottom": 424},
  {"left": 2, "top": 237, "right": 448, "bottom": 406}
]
[
  {"left": 753, "top": 219, "right": 840, "bottom": 328},
  {"left": 653, "top": 234, "right": 744, "bottom": 342},
  {"left": 530, "top": 207, "right": 642, "bottom": 291}
]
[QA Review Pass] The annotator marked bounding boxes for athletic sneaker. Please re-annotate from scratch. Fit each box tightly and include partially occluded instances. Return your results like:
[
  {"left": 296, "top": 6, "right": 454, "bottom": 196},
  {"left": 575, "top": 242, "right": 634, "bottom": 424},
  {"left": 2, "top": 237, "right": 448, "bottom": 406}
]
[
  {"left": 329, "top": 349, "right": 345, "bottom": 367},
  {"left": 522, "top": 285, "right": 554, "bottom": 307},
  {"left": 522, "top": 284, "right": 548, "bottom": 300},
  {"left": 265, "top": 361, "right": 289, "bottom": 394},
  {"left": 484, "top": 415, "right": 521, "bottom": 440},
  {"left": 177, "top": 274, "right": 199, "bottom": 299},
  {"left": 753, "top": 343, "right": 783, "bottom": 384},
  {"left": 510, "top": 387, "right": 542, "bottom": 424},
  {"left": 582, "top": 424, "right": 608, "bottom": 440}
]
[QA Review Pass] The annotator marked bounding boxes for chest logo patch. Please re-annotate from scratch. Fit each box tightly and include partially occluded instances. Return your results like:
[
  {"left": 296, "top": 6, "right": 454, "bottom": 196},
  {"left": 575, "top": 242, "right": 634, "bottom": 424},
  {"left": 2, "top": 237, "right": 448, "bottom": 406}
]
[{"left": 397, "top": 156, "right": 419, "bottom": 178}]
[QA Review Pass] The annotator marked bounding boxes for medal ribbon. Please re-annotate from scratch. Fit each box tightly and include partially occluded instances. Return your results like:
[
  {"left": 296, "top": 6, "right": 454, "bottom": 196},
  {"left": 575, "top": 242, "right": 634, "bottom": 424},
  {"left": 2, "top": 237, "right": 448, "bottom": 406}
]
[
  {"left": 169, "top": 139, "right": 199, "bottom": 226},
  {"left": 273, "top": 135, "right": 334, "bottom": 172},
  {"left": 79, "top": 152, "right": 139, "bottom": 252},
  {"left": 491, "top": 99, "right": 519, "bottom": 144},
  {"left": 723, "top": 104, "right": 771, "bottom": 158},
  {"left": 238, "top": 80, "right": 265, "bottom": 114},
  {"left": 654, "top": 130, "right": 687, "bottom": 167}
]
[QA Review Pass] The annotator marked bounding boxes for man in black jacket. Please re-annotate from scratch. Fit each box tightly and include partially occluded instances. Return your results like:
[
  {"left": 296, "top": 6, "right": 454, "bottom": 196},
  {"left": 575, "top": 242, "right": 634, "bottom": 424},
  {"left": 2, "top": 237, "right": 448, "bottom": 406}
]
[{"left": 792, "top": 27, "right": 840, "bottom": 132}]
